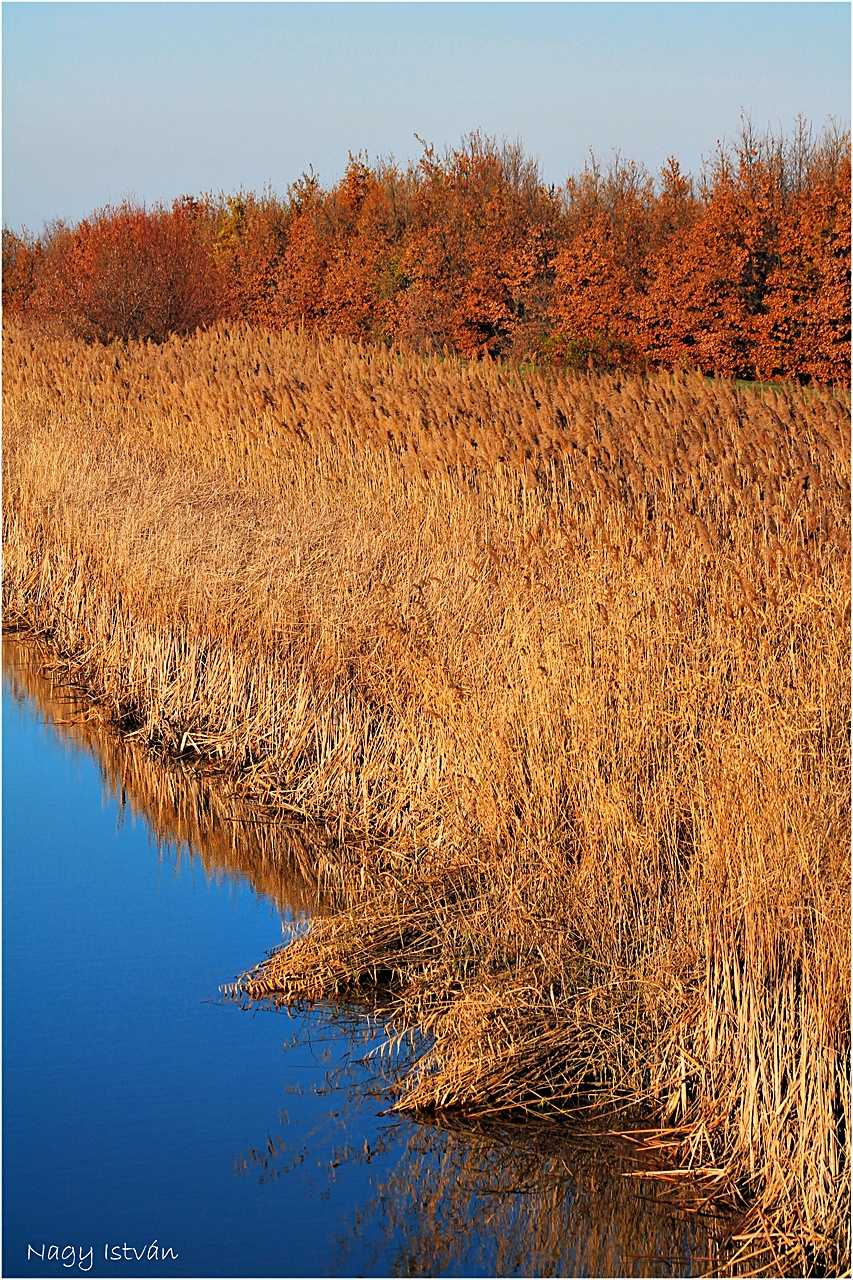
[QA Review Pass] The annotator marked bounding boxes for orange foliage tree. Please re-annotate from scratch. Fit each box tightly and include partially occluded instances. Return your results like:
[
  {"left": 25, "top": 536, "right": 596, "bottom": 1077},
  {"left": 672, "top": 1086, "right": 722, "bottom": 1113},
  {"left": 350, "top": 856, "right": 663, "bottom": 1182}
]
[
  {"left": 14, "top": 200, "right": 222, "bottom": 342},
  {"left": 760, "top": 127, "right": 851, "bottom": 383},
  {"left": 313, "top": 155, "right": 401, "bottom": 341},
  {"left": 548, "top": 118, "right": 850, "bottom": 383},
  {"left": 210, "top": 190, "right": 291, "bottom": 327},
  {"left": 2, "top": 227, "right": 40, "bottom": 319},
  {"left": 548, "top": 153, "right": 660, "bottom": 372},
  {"left": 387, "top": 134, "right": 561, "bottom": 358}
]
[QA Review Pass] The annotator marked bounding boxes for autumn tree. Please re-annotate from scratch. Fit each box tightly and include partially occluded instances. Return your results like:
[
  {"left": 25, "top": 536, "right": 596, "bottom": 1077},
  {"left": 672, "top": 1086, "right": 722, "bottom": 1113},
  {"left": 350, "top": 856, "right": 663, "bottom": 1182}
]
[
  {"left": 306, "top": 154, "right": 402, "bottom": 342},
  {"left": 548, "top": 153, "right": 661, "bottom": 371},
  {"left": 4, "top": 121, "right": 847, "bottom": 381},
  {"left": 388, "top": 134, "right": 562, "bottom": 359},
  {"left": 2, "top": 227, "right": 40, "bottom": 319},
  {"left": 211, "top": 190, "right": 291, "bottom": 327},
  {"left": 759, "top": 122, "right": 851, "bottom": 383},
  {"left": 21, "top": 199, "right": 222, "bottom": 343}
]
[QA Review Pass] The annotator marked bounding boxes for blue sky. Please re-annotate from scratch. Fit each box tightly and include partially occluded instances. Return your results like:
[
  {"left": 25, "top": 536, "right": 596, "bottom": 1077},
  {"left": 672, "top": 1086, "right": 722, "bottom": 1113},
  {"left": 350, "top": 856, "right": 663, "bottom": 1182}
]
[{"left": 3, "top": 2, "right": 850, "bottom": 233}]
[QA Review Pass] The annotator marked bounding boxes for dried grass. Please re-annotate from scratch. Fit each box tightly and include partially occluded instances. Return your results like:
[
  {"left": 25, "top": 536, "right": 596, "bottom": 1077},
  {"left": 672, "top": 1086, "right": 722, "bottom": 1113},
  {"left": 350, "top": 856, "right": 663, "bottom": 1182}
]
[{"left": 3, "top": 322, "right": 849, "bottom": 1274}]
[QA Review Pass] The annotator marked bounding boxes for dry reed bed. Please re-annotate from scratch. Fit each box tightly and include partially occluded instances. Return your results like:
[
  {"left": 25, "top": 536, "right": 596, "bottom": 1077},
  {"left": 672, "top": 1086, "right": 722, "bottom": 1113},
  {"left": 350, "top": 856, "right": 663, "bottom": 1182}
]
[{"left": 3, "top": 322, "right": 850, "bottom": 1274}]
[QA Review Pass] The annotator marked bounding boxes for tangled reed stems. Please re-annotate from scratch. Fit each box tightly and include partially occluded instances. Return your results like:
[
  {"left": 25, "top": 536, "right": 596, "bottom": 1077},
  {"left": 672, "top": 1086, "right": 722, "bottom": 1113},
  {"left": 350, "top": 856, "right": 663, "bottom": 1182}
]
[{"left": 3, "top": 322, "right": 849, "bottom": 1274}]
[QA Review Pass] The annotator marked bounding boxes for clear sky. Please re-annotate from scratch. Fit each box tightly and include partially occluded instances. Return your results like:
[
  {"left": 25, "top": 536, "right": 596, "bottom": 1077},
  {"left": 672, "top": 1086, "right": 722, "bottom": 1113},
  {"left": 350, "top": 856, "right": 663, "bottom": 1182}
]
[{"left": 3, "top": 2, "right": 850, "bottom": 233}]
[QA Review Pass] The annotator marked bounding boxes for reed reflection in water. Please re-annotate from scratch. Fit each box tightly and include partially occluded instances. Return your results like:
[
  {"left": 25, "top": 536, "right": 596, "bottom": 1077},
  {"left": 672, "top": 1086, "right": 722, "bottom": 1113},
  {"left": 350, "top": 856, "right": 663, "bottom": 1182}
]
[
  {"left": 367, "top": 1120, "right": 724, "bottom": 1277},
  {"left": 236, "top": 1059, "right": 730, "bottom": 1279},
  {"left": 3, "top": 634, "right": 334, "bottom": 921},
  {"left": 6, "top": 635, "right": 730, "bottom": 1278}
]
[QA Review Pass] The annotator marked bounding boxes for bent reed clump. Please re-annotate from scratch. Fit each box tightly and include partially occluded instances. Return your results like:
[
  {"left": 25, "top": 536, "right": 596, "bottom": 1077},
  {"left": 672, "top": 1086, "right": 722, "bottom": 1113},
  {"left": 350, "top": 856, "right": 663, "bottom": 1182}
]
[{"left": 3, "top": 321, "right": 850, "bottom": 1274}]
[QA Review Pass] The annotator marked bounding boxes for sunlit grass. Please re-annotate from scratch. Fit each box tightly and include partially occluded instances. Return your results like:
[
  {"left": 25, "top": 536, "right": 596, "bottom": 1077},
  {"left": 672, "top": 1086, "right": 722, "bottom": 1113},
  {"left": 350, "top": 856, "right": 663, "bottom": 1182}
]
[{"left": 3, "top": 321, "right": 849, "bottom": 1274}]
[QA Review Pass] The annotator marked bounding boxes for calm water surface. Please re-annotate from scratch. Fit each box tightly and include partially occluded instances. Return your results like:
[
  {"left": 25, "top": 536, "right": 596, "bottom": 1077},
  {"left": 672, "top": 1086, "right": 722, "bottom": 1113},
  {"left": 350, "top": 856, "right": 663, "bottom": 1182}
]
[{"left": 3, "top": 641, "right": 718, "bottom": 1278}]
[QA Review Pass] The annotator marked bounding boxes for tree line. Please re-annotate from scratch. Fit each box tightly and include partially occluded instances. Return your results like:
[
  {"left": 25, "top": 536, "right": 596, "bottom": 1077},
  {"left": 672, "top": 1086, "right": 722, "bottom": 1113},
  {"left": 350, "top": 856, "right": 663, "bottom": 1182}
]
[{"left": 3, "top": 118, "right": 849, "bottom": 383}]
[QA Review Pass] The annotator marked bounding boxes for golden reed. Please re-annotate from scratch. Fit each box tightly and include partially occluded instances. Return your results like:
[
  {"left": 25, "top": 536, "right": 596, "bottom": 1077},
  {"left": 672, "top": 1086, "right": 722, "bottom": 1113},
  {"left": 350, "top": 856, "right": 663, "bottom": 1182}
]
[{"left": 3, "top": 322, "right": 849, "bottom": 1273}]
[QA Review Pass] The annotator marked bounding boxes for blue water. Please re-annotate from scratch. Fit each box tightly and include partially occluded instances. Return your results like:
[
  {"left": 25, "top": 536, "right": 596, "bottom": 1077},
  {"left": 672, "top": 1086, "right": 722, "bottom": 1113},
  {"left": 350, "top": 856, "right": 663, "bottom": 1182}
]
[
  {"left": 3, "top": 644, "right": 717, "bottom": 1279},
  {"left": 1, "top": 654, "right": 413, "bottom": 1278}
]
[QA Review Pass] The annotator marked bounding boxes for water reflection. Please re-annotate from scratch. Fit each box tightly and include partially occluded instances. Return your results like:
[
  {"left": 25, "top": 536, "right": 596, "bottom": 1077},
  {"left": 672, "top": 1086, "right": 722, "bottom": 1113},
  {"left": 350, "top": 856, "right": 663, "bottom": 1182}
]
[
  {"left": 5, "top": 634, "right": 732, "bottom": 1277},
  {"left": 3, "top": 634, "right": 332, "bottom": 919},
  {"left": 348, "top": 1114, "right": 726, "bottom": 1278},
  {"left": 235, "top": 1052, "right": 731, "bottom": 1278}
]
